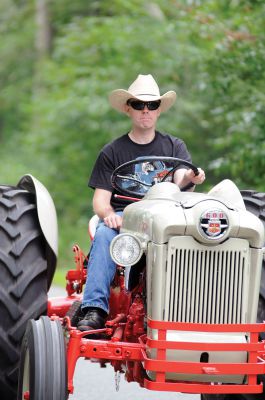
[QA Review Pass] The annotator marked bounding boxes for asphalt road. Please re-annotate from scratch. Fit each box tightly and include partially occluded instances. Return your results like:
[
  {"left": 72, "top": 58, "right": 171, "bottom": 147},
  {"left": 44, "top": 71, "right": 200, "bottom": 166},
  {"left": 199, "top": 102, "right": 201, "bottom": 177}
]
[
  {"left": 49, "top": 286, "right": 200, "bottom": 400},
  {"left": 68, "top": 360, "right": 199, "bottom": 400}
]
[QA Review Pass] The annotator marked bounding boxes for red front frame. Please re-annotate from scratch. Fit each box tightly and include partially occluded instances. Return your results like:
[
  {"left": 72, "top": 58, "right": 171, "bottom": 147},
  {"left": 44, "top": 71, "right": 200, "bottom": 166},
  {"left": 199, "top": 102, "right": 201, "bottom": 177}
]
[
  {"left": 49, "top": 309, "right": 265, "bottom": 395},
  {"left": 48, "top": 245, "right": 265, "bottom": 396}
]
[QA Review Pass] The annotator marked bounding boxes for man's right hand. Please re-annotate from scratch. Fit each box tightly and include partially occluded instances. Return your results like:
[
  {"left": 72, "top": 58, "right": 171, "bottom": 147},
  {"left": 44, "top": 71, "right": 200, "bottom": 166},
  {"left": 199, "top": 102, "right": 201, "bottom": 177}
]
[{"left": 103, "top": 212, "right": 123, "bottom": 229}]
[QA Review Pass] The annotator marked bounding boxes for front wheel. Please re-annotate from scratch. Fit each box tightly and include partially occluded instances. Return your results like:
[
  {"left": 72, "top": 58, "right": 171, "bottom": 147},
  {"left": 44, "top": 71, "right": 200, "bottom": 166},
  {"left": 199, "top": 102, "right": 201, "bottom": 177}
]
[{"left": 17, "top": 316, "right": 68, "bottom": 400}]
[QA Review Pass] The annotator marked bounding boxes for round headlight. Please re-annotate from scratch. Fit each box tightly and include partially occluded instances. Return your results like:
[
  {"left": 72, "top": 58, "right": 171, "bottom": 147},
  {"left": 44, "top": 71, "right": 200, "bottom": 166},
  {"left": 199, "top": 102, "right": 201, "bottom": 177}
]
[{"left": 110, "top": 233, "right": 143, "bottom": 267}]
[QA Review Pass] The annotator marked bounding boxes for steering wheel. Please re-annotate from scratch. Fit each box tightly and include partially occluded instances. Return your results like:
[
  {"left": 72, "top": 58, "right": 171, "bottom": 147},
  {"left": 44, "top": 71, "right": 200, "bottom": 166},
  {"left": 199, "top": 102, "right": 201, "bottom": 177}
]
[{"left": 111, "top": 156, "right": 199, "bottom": 198}]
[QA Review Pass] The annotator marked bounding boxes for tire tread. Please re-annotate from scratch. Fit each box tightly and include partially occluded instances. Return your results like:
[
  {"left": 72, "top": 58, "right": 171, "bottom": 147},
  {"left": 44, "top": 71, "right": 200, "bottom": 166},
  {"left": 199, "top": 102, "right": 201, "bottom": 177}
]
[{"left": 0, "top": 185, "right": 48, "bottom": 400}]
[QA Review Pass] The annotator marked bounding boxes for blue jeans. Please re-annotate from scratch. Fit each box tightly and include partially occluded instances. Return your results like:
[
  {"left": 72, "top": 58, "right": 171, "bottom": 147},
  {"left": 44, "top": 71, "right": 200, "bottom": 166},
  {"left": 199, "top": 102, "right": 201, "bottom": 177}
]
[{"left": 82, "top": 211, "right": 123, "bottom": 314}]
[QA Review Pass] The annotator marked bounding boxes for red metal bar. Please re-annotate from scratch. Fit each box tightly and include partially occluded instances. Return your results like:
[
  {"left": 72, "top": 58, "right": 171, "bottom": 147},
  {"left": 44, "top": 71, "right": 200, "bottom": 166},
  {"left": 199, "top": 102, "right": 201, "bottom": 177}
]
[
  {"left": 143, "top": 380, "right": 264, "bottom": 394},
  {"left": 146, "top": 338, "right": 264, "bottom": 352},
  {"left": 143, "top": 318, "right": 265, "bottom": 394},
  {"left": 148, "top": 318, "right": 265, "bottom": 333},
  {"left": 142, "top": 357, "right": 265, "bottom": 375},
  {"left": 66, "top": 331, "right": 143, "bottom": 360},
  {"left": 248, "top": 331, "right": 259, "bottom": 386},
  {"left": 78, "top": 338, "right": 143, "bottom": 361},
  {"left": 156, "top": 328, "right": 166, "bottom": 383},
  {"left": 67, "top": 331, "right": 82, "bottom": 394},
  {"left": 114, "top": 194, "right": 141, "bottom": 202}
]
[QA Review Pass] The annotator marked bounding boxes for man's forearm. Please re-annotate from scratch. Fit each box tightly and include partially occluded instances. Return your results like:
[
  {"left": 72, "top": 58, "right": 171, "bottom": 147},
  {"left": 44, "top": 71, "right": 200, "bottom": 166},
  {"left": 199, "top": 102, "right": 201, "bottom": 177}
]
[
  {"left": 93, "top": 202, "right": 122, "bottom": 229},
  {"left": 93, "top": 203, "right": 115, "bottom": 220},
  {"left": 173, "top": 169, "right": 190, "bottom": 187},
  {"left": 92, "top": 189, "right": 122, "bottom": 229},
  {"left": 174, "top": 167, "right": 205, "bottom": 190}
]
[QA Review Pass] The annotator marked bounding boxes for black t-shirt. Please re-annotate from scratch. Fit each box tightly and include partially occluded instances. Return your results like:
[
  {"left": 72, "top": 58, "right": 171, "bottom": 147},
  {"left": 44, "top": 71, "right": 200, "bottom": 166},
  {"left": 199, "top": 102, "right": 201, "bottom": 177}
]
[{"left": 88, "top": 131, "right": 192, "bottom": 210}]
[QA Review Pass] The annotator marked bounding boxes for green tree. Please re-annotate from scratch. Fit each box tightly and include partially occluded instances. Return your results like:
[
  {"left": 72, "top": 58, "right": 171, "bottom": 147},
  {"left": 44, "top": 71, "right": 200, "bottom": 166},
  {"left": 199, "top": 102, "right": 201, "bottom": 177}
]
[{"left": 0, "top": 0, "right": 264, "bottom": 264}]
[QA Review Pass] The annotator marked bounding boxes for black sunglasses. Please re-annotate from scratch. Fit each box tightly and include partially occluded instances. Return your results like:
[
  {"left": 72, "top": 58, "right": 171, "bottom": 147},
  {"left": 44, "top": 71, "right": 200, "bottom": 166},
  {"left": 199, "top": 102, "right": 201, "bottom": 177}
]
[{"left": 127, "top": 99, "right": 161, "bottom": 111}]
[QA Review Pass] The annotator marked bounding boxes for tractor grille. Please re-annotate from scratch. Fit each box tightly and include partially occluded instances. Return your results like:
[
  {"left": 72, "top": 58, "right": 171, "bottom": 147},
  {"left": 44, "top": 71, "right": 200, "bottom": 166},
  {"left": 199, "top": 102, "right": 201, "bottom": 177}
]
[{"left": 164, "top": 237, "right": 249, "bottom": 324}]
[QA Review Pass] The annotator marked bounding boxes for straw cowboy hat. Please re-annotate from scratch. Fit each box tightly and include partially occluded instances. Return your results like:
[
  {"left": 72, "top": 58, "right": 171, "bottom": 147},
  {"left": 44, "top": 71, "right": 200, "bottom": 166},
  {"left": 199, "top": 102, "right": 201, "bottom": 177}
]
[{"left": 109, "top": 74, "right": 177, "bottom": 113}]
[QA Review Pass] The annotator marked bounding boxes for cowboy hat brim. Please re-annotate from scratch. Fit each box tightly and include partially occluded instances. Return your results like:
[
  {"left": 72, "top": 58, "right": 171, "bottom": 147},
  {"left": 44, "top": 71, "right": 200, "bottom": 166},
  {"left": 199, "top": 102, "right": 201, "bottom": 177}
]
[{"left": 109, "top": 89, "right": 177, "bottom": 113}]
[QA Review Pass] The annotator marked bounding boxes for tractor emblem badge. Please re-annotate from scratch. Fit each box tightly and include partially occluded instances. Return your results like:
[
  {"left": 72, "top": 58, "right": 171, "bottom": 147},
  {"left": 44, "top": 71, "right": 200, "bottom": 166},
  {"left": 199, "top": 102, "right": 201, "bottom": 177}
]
[{"left": 199, "top": 209, "right": 229, "bottom": 239}]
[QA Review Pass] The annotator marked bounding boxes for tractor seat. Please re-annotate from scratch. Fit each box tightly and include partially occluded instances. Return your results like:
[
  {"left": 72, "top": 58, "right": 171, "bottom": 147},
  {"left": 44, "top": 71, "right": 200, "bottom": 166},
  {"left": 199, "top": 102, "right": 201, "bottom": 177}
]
[{"left": 88, "top": 214, "right": 100, "bottom": 240}]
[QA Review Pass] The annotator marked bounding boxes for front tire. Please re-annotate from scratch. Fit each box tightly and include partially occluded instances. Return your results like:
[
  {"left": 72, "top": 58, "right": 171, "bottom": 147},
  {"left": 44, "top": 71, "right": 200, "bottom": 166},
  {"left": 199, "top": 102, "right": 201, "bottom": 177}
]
[{"left": 17, "top": 316, "right": 67, "bottom": 400}]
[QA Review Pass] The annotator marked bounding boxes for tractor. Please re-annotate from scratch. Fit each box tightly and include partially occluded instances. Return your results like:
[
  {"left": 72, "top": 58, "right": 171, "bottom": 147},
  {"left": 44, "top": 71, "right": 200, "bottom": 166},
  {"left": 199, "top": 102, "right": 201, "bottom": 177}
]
[{"left": 0, "top": 157, "right": 264, "bottom": 400}]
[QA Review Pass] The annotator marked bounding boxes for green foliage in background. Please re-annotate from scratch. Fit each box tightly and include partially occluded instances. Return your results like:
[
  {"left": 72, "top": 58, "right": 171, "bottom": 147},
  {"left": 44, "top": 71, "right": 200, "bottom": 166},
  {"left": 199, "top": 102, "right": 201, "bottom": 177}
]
[{"left": 0, "top": 0, "right": 264, "bottom": 267}]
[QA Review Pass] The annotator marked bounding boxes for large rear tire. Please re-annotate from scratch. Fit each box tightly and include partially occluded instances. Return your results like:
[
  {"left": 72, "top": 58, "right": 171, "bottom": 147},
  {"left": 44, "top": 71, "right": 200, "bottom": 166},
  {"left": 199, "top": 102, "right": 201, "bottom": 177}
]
[
  {"left": 239, "top": 190, "right": 265, "bottom": 400},
  {"left": 0, "top": 186, "right": 50, "bottom": 400},
  {"left": 241, "top": 190, "right": 265, "bottom": 321},
  {"left": 17, "top": 316, "right": 68, "bottom": 400}
]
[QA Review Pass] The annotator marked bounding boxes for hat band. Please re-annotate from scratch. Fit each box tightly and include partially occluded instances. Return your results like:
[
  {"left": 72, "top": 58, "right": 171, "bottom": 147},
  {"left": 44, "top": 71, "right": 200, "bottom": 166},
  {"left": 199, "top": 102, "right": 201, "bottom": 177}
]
[{"left": 134, "top": 93, "right": 159, "bottom": 97}]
